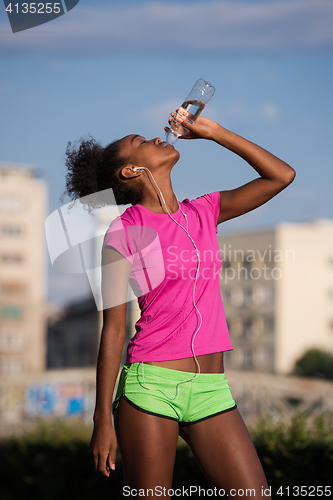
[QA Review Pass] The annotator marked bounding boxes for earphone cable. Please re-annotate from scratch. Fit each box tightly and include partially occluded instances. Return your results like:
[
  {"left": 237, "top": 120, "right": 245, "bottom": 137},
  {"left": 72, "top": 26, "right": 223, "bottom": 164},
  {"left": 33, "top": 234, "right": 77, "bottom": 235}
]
[{"left": 137, "top": 166, "right": 203, "bottom": 399}]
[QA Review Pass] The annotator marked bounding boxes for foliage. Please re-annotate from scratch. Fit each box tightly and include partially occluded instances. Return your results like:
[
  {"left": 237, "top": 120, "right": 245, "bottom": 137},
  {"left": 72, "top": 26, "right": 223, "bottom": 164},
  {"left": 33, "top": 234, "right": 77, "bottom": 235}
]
[
  {"left": 0, "top": 417, "right": 123, "bottom": 500},
  {"left": 291, "top": 348, "right": 333, "bottom": 380},
  {"left": 0, "top": 412, "right": 332, "bottom": 500},
  {"left": 249, "top": 411, "right": 333, "bottom": 488}
]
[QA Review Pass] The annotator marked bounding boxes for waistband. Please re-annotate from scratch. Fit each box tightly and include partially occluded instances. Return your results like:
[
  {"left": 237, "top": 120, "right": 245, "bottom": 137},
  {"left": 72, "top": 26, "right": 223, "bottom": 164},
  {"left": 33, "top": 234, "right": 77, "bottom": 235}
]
[{"left": 125, "top": 362, "right": 228, "bottom": 383}]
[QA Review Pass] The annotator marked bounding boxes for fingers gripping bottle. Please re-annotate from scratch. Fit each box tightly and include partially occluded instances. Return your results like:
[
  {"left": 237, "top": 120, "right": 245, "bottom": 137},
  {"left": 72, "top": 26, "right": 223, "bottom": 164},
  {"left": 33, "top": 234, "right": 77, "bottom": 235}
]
[{"left": 165, "top": 78, "right": 216, "bottom": 146}]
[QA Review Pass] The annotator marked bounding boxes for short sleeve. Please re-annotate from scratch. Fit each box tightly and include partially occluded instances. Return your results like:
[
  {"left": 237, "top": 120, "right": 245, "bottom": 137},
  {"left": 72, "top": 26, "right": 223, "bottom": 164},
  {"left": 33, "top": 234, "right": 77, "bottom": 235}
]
[
  {"left": 102, "top": 217, "right": 134, "bottom": 264},
  {"left": 102, "top": 216, "right": 165, "bottom": 298},
  {"left": 188, "top": 192, "right": 220, "bottom": 232}
]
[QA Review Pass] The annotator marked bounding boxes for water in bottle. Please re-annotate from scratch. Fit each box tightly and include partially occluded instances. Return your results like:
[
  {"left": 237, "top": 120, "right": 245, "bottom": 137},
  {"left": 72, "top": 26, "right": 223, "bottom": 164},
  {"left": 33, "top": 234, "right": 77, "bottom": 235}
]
[{"left": 165, "top": 79, "right": 215, "bottom": 145}]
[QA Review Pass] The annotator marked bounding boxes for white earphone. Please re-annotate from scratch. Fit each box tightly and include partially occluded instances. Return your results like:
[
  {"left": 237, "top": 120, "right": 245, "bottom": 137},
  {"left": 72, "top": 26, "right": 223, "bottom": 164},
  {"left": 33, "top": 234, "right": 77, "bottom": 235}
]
[{"left": 132, "top": 165, "right": 203, "bottom": 399}]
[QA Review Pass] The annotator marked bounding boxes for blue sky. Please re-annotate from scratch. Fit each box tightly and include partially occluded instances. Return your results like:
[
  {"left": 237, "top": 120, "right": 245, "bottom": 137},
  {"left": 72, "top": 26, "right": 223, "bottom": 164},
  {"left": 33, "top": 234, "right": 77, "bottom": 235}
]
[{"left": 1, "top": 0, "right": 332, "bottom": 306}]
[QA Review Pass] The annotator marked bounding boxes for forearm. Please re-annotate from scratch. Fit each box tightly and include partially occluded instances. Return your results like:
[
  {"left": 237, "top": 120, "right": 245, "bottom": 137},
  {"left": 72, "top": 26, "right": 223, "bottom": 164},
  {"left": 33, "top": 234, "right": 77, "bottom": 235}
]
[
  {"left": 210, "top": 124, "right": 295, "bottom": 184},
  {"left": 93, "top": 328, "right": 125, "bottom": 423}
]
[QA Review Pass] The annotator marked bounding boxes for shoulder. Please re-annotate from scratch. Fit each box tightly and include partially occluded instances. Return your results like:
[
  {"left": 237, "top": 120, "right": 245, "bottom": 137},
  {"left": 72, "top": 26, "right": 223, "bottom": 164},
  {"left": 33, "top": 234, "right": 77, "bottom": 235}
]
[
  {"left": 102, "top": 204, "right": 156, "bottom": 257},
  {"left": 105, "top": 205, "right": 136, "bottom": 232},
  {"left": 182, "top": 192, "right": 220, "bottom": 225},
  {"left": 102, "top": 206, "right": 136, "bottom": 253}
]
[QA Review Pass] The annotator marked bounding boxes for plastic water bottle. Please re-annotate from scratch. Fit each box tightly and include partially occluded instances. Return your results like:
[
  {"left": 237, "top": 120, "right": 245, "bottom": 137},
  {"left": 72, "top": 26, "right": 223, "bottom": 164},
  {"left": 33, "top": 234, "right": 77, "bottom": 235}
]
[{"left": 165, "top": 79, "right": 216, "bottom": 145}]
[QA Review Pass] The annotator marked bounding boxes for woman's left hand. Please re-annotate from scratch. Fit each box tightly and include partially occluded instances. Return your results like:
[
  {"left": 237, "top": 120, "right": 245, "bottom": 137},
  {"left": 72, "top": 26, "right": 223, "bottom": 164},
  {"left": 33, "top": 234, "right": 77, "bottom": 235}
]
[{"left": 164, "top": 112, "right": 220, "bottom": 140}]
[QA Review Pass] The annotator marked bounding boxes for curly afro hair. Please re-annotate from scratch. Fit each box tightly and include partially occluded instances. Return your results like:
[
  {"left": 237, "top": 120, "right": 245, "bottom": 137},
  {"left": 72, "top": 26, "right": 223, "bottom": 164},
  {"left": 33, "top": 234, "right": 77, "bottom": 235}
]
[{"left": 61, "top": 136, "right": 143, "bottom": 213}]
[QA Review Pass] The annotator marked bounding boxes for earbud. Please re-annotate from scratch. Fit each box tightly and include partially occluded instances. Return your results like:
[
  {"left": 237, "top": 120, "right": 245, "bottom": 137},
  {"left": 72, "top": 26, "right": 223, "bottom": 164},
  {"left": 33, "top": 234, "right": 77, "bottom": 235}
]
[{"left": 133, "top": 167, "right": 144, "bottom": 173}]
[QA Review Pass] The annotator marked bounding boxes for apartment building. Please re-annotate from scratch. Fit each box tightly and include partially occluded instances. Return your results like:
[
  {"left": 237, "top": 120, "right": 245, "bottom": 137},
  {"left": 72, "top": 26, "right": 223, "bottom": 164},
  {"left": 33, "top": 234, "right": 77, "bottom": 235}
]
[
  {"left": 220, "top": 221, "right": 333, "bottom": 374},
  {"left": 0, "top": 164, "right": 47, "bottom": 377}
]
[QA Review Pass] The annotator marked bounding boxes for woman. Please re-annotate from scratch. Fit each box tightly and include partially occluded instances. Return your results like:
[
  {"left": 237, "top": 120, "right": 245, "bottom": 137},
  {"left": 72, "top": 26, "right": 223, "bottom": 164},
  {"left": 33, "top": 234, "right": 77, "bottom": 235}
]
[{"left": 65, "top": 112, "right": 295, "bottom": 498}]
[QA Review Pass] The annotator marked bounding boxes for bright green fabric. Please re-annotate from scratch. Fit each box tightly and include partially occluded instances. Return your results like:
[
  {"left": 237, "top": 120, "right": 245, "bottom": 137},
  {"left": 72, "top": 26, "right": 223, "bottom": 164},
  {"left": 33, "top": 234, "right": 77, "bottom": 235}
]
[{"left": 112, "top": 362, "right": 236, "bottom": 424}]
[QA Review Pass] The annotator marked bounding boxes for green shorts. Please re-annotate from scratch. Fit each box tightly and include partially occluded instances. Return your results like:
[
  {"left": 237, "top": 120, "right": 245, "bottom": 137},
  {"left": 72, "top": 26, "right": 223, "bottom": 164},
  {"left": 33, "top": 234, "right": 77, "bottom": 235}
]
[{"left": 112, "top": 362, "right": 237, "bottom": 425}]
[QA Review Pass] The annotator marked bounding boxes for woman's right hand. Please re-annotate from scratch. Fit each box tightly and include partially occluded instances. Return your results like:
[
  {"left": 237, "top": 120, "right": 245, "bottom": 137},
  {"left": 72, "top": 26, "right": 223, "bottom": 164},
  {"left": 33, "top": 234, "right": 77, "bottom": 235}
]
[
  {"left": 164, "top": 112, "right": 220, "bottom": 141},
  {"left": 89, "top": 417, "right": 117, "bottom": 477}
]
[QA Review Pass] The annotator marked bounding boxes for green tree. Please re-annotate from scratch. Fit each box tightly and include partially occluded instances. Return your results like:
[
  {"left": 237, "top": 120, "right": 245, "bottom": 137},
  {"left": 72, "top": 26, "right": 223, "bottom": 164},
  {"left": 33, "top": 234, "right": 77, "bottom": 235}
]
[{"left": 292, "top": 348, "right": 333, "bottom": 380}]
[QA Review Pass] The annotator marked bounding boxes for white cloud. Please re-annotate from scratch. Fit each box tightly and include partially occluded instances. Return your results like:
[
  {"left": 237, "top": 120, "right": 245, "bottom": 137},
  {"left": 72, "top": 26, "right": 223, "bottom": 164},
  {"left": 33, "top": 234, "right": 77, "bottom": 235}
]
[{"left": 1, "top": 0, "right": 333, "bottom": 54}]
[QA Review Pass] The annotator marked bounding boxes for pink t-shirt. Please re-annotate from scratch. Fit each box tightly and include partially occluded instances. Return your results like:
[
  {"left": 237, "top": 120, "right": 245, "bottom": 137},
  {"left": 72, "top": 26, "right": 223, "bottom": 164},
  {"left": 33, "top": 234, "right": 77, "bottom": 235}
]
[{"left": 102, "top": 192, "right": 233, "bottom": 363}]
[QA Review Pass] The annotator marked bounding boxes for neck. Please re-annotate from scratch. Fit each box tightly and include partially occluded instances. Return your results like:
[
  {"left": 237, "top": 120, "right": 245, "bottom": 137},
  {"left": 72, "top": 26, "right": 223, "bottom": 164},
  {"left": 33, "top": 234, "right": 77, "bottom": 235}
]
[{"left": 138, "top": 172, "right": 179, "bottom": 214}]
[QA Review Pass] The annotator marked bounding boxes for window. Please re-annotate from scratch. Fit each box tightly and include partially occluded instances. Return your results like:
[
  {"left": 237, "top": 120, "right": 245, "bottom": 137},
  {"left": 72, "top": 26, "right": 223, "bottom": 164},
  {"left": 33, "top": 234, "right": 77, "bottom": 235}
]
[
  {"left": 244, "top": 287, "right": 253, "bottom": 305},
  {"left": 222, "top": 260, "right": 232, "bottom": 271},
  {"left": 0, "top": 331, "right": 23, "bottom": 350},
  {"left": 265, "top": 315, "right": 275, "bottom": 332},
  {"left": 232, "top": 349, "right": 244, "bottom": 368},
  {"left": 231, "top": 287, "right": 244, "bottom": 307},
  {"left": 243, "top": 317, "right": 253, "bottom": 337},
  {"left": 254, "top": 347, "right": 274, "bottom": 369},
  {"left": 0, "top": 306, "right": 23, "bottom": 319},
  {"left": 251, "top": 316, "right": 265, "bottom": 337},
  {"left": 1, "top": 225, "right": 25, "bottom": 237},
  {"left": 0, "top": 254, "right": 23, "bottom": 264},
  {"left": 243, "top": 253, "right": 253, "bottom": 271},
  {"left": 243, "top": 348, "right": 253, "bottom": 369},
  {"left": 0, "top": 357, "right": 23, "bottom": 375},
  {"left": 0, "top": 196, "right": 25, "bottom": 211},
  {"left": 264, "top": 285, "right": 274, "bottom": 303},
  {"left": 229, "top": 317, "right": 243, "bottom": 337},
  {"left": 252, "top": 285, "right": 265, "bottom": 305},
  {"left": 222, "top": 288, "right": 231, "bottom": 304}
]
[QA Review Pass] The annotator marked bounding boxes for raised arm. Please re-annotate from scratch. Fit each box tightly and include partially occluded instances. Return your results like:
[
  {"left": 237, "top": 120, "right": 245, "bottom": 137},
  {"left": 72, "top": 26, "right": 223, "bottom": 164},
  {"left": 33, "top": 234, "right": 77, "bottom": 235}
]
[
  {"left": 213, "top": 124, "right": 295, "bottom": 223},
  {"left": 166, "top": 114, "right": 296, "bottom": 224},
  {"left": 89, "top": 246, "right": 132, "bottom": 477}
]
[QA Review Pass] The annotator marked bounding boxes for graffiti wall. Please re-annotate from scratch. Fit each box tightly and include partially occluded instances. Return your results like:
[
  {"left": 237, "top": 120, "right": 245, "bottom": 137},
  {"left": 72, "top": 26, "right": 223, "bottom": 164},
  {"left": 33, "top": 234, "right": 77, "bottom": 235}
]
[
  {"left": 0, "top": 371, "right": 96, "bottom": 431},
  {"left": 26, "top": 382, "right": 85, "bottom": 416}
]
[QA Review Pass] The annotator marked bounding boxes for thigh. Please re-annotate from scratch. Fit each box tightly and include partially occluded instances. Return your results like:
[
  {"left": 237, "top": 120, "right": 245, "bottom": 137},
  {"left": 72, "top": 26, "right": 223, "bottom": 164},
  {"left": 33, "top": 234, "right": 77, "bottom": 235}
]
[
  {"left": 114, "top": 397, "right": 179, "bottom": 497},
  {"left": 179, "top": 407, "right": 271, "bottom": 500}
]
